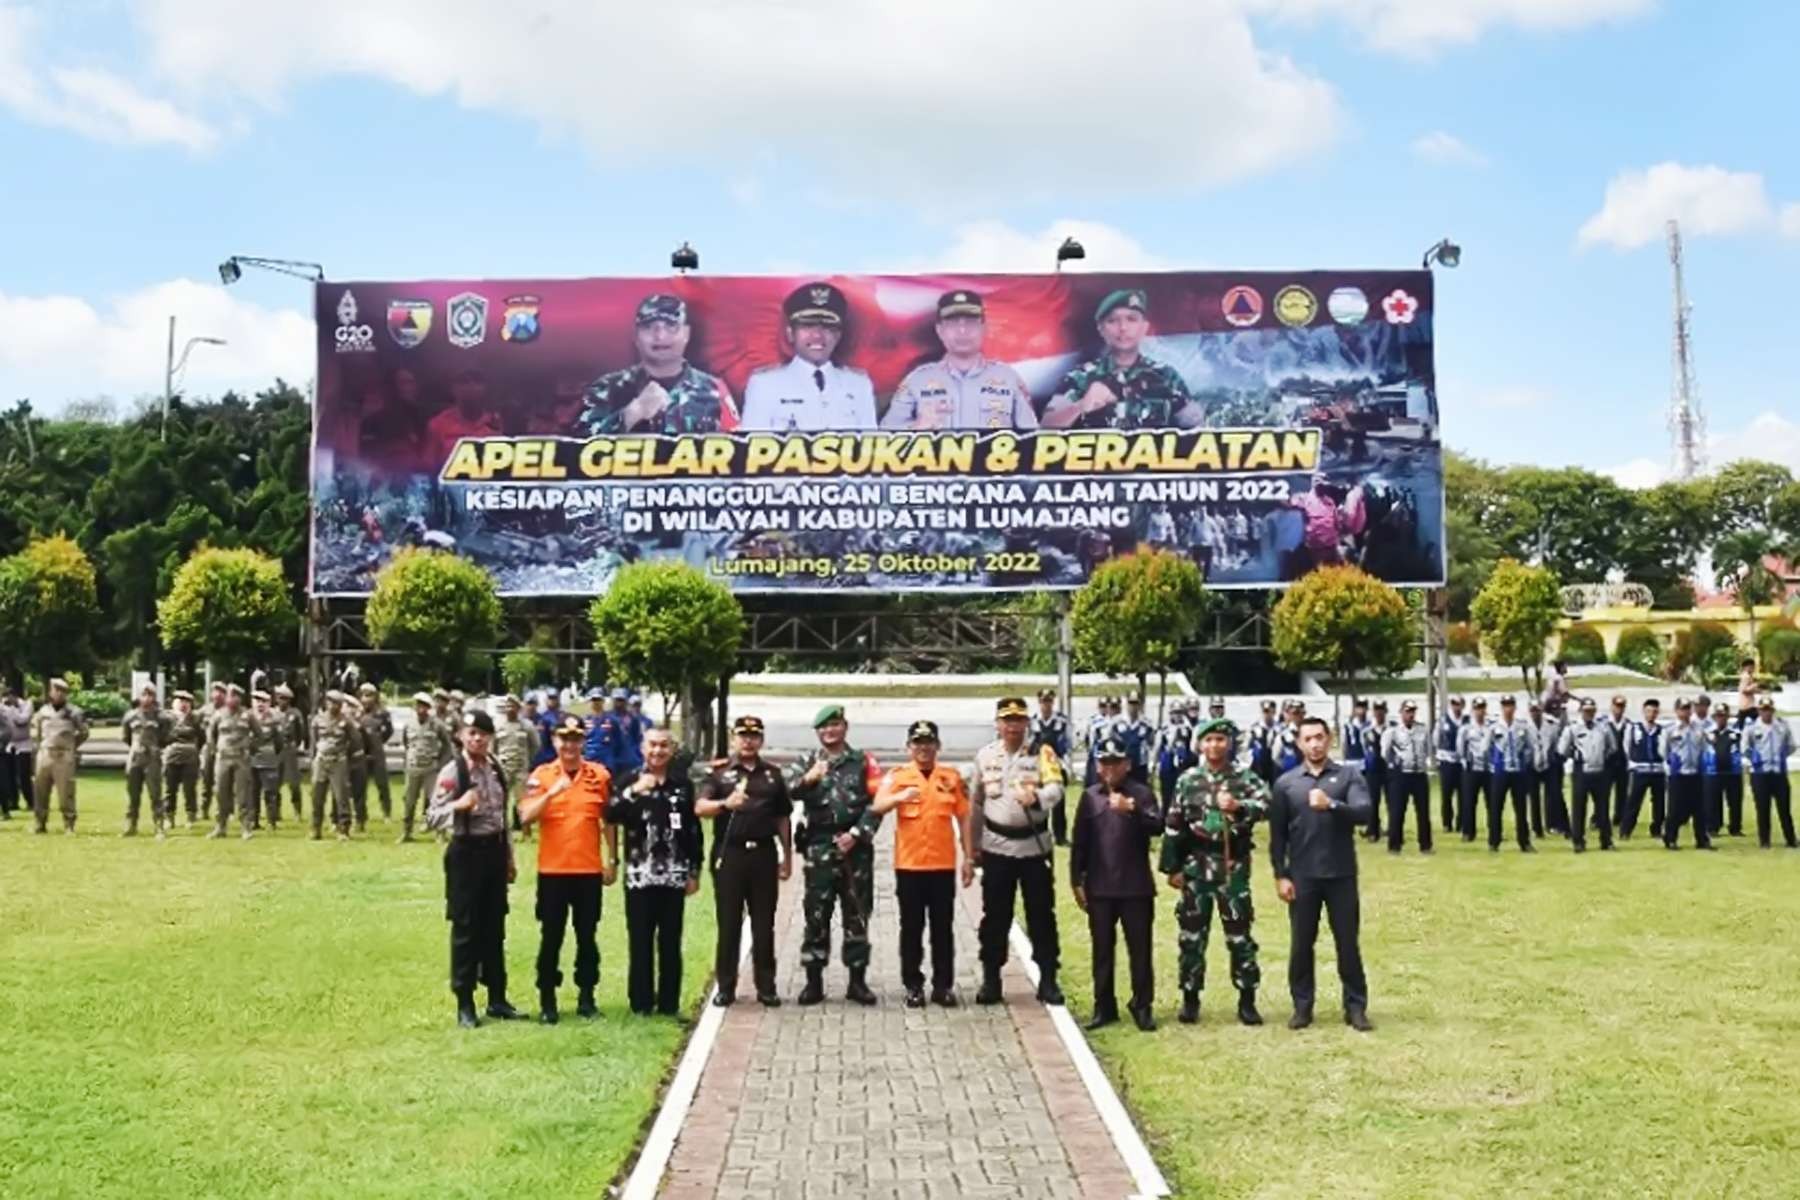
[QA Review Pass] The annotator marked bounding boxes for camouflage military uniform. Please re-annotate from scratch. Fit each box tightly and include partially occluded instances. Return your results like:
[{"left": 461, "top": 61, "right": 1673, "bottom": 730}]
[
  {"left": 401, "top": 712, "right": 454, "bottom": 839},
  {"left": 577, "top": 363, "right": 737, "bottom": 435},
  {"left": 248, "top": 713, "right": 286, "bottom": 829},
  {"left": 1051, "top": 354, "right": 1196, "bottom": 430},
  {"left": 311, "top": 708, "right": 356, "bottom": 838},
  {"left": 356, "top": 699, "right": 394, "bottom": 821},
  {"left": 29, "top": 701, "right": 90, "bottom": 833},
  {"left": 122, "top": 706, "right": 166, "bottom": 833},
  {"left": 1158, "top": 761, "right": 1269, "bottom": 997},
  {"left": 210, "top": 706, "right": 260, "bottom": 836},
  {"left": 785, "top": 745, "right": 883, "bottom": 971},
  {"left": 491, "top": 713, "right": 538, "bottom": 833},
  {"left": 162, "top": 709, "right": 205, "bottom": 824}
]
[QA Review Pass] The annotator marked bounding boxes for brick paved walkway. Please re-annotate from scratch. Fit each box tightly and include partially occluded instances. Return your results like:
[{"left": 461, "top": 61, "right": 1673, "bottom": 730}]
[{"left": 658, "top": 827, "right": 1139, "bottom": 1199}]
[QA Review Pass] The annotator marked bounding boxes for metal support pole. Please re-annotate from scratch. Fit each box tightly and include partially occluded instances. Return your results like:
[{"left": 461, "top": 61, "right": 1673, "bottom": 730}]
[
  {"left": 1056, "top": 593, "right": 1074, "bottom": 721},
  {"left": 1426, "top": 588, "right": 1449, "bottom": 732},
  {"left": 161, "top": 315, "right": 175, "bottom": 442},
  {"left": 307, "top": 597, "right": 326, "bottom": 709}
]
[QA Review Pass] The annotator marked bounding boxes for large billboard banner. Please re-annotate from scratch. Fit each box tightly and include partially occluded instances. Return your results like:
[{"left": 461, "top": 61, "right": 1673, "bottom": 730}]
[{"left": 310, "top": 271, "right": 1443, "bottom": 595}]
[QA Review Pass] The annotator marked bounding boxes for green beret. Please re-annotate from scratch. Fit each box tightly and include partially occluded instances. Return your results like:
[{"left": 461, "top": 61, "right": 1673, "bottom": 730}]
[
  {"left": 1194, "top": 717, "right": 1238, "bottom": 742},
  {"left": 812, "top": 703, "right": 846, "bottom": 729},
  {"left": 1094, "top": 288, "right": 1147, "bottom": 323}
]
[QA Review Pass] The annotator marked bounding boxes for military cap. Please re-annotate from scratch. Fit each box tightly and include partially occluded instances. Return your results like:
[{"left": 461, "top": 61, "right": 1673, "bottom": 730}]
[
  {"left": 209, "top": 681, "right": 227, "bottom": 693},
  {"left": 1095, "top": 734, "right": 1129, "bottom": 760},
  {"left": 937, "top": 289, "right": 984, "bottom": 319},
  {"left": 172, "top": 689, "right": 194, "bottom": 702},
  {"left": 733, "top": 714, "right": 766, "bottom": 737},
  {"left": 502, "top": 694, "right": 521, "bottom": 707},
  {"left": 907, "top": 718, "right": 940, "bottom": 744},
  {"left": 226, "top": 683, "right": 244, "bottom": 696},
  {"left": 357, "top": 681, "right": 376, "bottom": 694},
  {"left": 611, "top": 687, "right": 630, "bottom": 701},
  {"left": 784, "top": 281, "right": 848, "bottom": 327},
  {"left": 1037, "top": 687, "right": 1057, "bottom": 701},
  {"left": 274, "top": 684, "right": 294, "bottom": 699},
  {"left": 1094, "top": 288, "right": 1148, "bottom": 323},
  {"left": 1195, "top": 717, "right": 1237, "bottom": 742},
  {"left": 553, "top": 714, "right": 586, "bottom": 739},
  {"left": 432, "top": 687, "right": 450, "bottom": 700},
  {"left": 412, "top": 692, "right": 434, "bottom": 706},
  {"left": 996, "top": 696, "right": 1030, "bottom": 719},
  {"left": 325, "top": 690, "right": 346, "bottom": 704},
  {"left": 46, "top": 676, "right": 69, "bottom": 691},
  {"left": 635, "top": 293, "right": 687, "bottom": 326},
  {"left": 812, "top": 703, "right": 846, "bottom": 729},
  {"left": 464, "top": 710, "right": 495, "bottom": 734},
  {"left": 251, "top": 689, "right": 270, "bottom": 701},
  {"left": 449, "top": 690, "right": 466, "bottom": 702}
]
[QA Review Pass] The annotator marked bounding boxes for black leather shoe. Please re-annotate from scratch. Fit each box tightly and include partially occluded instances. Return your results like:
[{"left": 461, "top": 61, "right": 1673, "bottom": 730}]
[
  {"left": 1036, "top": 976, "right": 1065, "bottom": 1006},
  {"left": 1129, "top": 1004, "right": 1158, "bottom": 1032},
  {"left": 576, "top": 991, "right": 598, "bottom": 1019},
  {"left": 1288, "top": 1005, "right": 1314, "bottom": 1030},
  {"left": 485, "top": 998, "right": 526, "bottom": 1021},
  {"left": 930, "top": 988, "right": 958, "bottom": 1008},
  {"left": 456, "top": 997, "right": 480, "bottom": 1029},
  {"left": 1237, "top": 991, "right": 1263, "bottom": 1026},
  {"left": 797, "top": 969, "right": 826, "bottom": 1007},
  {"left": 845, "top": 970, "right": 877, "bottom": 1007},
  {"left": 975, "top": 968, "right": 1003, "bottom": 1006},
  {"left": 1084, "top": 1008, "right": 1119, "bottom": 1031},
  {"left": 1345, "top": 1006, "right": 1374, "bottom": 1032},
  {"left": 904, "top": 988, "right": 925, "bottom": 1009},
  {"left": 538, "top": 991, "right": 559, "bottom": 1025},
  {"left": 1178, "top": 990, "right": 1200, "bottom": 1025},
  {"left": 756, "top": 992, "right": 782, "bottom": 1008},
  {"left": 712, "top": 990, "right": 735, "bottom": 1008}
]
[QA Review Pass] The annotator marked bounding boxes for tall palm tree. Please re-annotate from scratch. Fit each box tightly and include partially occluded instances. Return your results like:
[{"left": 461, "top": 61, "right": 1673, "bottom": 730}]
[{"left": 1713, "top": 529, "right": 1796, "bottom": 659}]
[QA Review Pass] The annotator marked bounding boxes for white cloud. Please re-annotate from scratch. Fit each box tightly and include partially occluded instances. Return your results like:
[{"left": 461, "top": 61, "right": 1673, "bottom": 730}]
[
  {"left": 1245, "top": 0, "right": 1653, "bottom": 55},
  {"left": 1470, "top": 385, "right": 1545, "bottom": 411},
  {"left": 0, "top": 278, "right": 313, "bottom": 412},
  {"left": 1411, "top": 130, "right": 1488, "bottom": 167},
  {"left": 1601, "top": 410, "right": 1800, "bottom": 489},
  {"left": 1782, "top": 203, "right": 1800, "bottom": 239},
  {"left": 1577, "top": 163, "right": 1782, "bottom": 250},
  {"left": 897, "top": 219, "right": 1173, "bottom": 274},
  {"left": 128, "top": 0, "right": 1338, "bottom": 203},
  {"left": 0, "top": 3, "right": 217, "bottom": 151}
]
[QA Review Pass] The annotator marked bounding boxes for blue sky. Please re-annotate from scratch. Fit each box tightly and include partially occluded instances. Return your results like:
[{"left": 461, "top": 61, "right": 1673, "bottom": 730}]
[{"left": 1, "top": 0, "right": 1795, "bottom": 485}]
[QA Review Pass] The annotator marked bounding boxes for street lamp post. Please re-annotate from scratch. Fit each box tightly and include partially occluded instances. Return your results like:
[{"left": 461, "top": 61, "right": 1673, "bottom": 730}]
[{"left": 162, "top": 315, "right": 227, "bottom": 441}]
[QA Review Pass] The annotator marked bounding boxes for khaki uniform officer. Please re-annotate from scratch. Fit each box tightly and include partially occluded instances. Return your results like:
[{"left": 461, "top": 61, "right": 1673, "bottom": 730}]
[{"left": 30, "top": 678, "right": 89, "bottom": 834}]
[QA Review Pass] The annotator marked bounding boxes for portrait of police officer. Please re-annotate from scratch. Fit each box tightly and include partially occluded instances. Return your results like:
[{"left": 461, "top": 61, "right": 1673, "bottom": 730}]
[
  {"left": 1042, "top": 289, "right": 1203, "bottom": 430},
  {"left": 882, "top": 290, "right": 1037, "bottom": 430},
  {"left": 577, "top": 293, "right": 739, "bottom": 435},
  {"left": 740, "top": 282, "right": 877, "bottom": 432}
]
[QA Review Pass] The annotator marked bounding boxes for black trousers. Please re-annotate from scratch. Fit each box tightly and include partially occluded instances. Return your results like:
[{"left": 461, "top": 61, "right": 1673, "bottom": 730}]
[
  {"left": 1362, "top": 768, "right": 1385, "bottom": 838},
  {"left": 896, "top": 869, "right": 956, "bottom": 992},
  {"left": 1087, "top": 895, "right": 1153, "bottom": 1013},
  {"left": 1487, "top": 770, "right": 1531, "bottom": 849},
  {"left": 1704, "top": 773, "right": 1743, "bottom": 835},
  {"left": 1605, "top": 758, "right": 1629, "bottom": 825},
  {"left": 1051, "top": 795, "right": 1069, "bottom": 844},
  {"left": 1530, "top": 765, "right": 1568, "bottom": 835},
  {"left": 1385, "top": 773, "right": 1432, "bottom": 851},
  {"left": 713, "top": 842, "right": 779, "bottom": 998},
  {"left": 1570, "top": 772, "right": 1613, "bottom": 850},
  {"left": 626, "top": 885, "right": 686, "bottom": 1014},
  {"left": 535, "top": 872, "right": 602, "bottom": 991},
  {"left": 978, "top": 853, "right": 1060, "bottom": 977},
  {"left": 0, "top": 750, "right": 15, "bottom": 814},
  {"left": 1664, "top": 776, "right": 1711, "bottom": 849},
  {"left": 1458, "top": 770, "right": 1488, "bottom": 840},
  {"left": 1287, "top": 875, "right": 1367, "bottom": 1011},
  {"left": 1622, "top": 773, "right": 1666, "bottom": 837},
  {"left": 1436, "top": 763, "right": 1460, "bottom": 832},
  {"left": 1751, "top": 774, "right": 1798, "bottom": 848},
  {"left": 444, "top": 835, "right": 510, "bottom": 999},
  {"left": 9, "top": 750, "right": 33, "bottom": 815}
]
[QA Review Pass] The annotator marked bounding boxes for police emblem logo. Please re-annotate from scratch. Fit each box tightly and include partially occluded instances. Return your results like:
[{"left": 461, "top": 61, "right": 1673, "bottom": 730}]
[
  {"left": 501, "top": 294, "right": 540, "bottom": 343},
  {"left": 446, "top": 292, "right": 489, "bottom": 348},
  {"left": 1273, "top": 285, "right": 1317, "bottom": 328},
  {"left": 385, "top": 299, "right": 433, "bottom": 349},
  {"left": 1221, "top": 285, "right": 1263, "bottom": 328},
  {"left": 809, "top": 286, "right": 832, "bottom": 306},
  {"left": 1382, "top": 289, "right": 1420, "bottom": 325}
]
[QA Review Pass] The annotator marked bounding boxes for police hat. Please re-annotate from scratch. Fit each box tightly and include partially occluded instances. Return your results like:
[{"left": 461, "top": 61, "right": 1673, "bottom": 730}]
[
  {"left": 502, "top": 694, "right": 521, "bottom": 708},
  {"left": 937, "top": 290, "right": 984, "bottom": 319},
  {"left": 907, "top": 719, "right": 940, "bottom": 744},
  {"left": 733, "top": 715, "right": 766, "bottom": 737},
  {"left": 226, "top": 683, "right": 244, "bottom": 696},
  {"left": 1449, "top": 695, "right": 1465, "bottom": 705},
  {"left": 325, "top": 690, "right": 346, "bottom": 704},
  {"left": 1758, "top": 695, "right": 1776, "bottom": 709},
  {"left": 553, "top": 715, "right": 586, "bottom": 739},
  {"left": 1499, "top": 695, "right": 1517, "bottom": 706},
  {"left": 635, "top": 293, "right": 687, "bottom": 327},
  {"left": 996, "top": 697, "right": 1030, "bottom": 719},
  {"left": 432, "top": 688, "right": 450, "bottom": 700},
  {"left": 784, "top": 282, "right": 847, "bottom": 327},
  {"left": 1351, "top": 696, "right": 1368, "bottom": 708},
  {"left": 1470, "top": 697, "right": 1487, "bottom": 708},
  {"left": 1209, "top": 696, "right": 1226, "bottom": 710},
  {"left": 412, "top": 692, "right": 434, "bottom": 707},
  {"left": 1372, "top": 699, "right": 1388, "bottom": 711},
  {"left": 464, "top": 710, "right": 496, "bottom": 735},
  {"left": 1094, "top": 288, "right": 1148, "bottom": 323},
  {"left": 449, "top": 690, "right": 466, "bottom": 702},
  {"left": 274, "top": 684, "right": 294, "bottom": 699},
  {"left": 1401, "top": 700, "right": 1417, "bottom": 712},
  {"left": 1195, "top": 717, "right": 1237, "bottom": 742},
  {"left": 172, "top": 689, "right": 194, "bottom": 702},
  {"left": 1579, "top": 697, "right": 1598, "bottom": 709},
  {"left": 1261, "top": 699, "right": 1278, "bottom": 712},
  {"left": 611, "top": 687, "right": 630, "bottom": 701},
  {"left": 586, "top": 687, "right": 606, "bottom": 701},
  {"left": 251, "top": 690, "right": 270, "bottom": 702},
  {"left": 1037, "top": 688, "right": 1056, "bottom": 702},
  {"left": 813, "top": 704, "right": 846, "bottom": 729},
  {"left": 1095, "top": 734, "right": 1129, "bottom": 760}
]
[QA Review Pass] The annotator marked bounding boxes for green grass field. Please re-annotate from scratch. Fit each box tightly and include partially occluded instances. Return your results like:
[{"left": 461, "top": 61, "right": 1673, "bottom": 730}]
[
  {"left": 1055, "top": 777, "right": 1800, "bottom": 1200},
  {"left": 0, "top": 773, "right": 717, "bottom": 1199}
]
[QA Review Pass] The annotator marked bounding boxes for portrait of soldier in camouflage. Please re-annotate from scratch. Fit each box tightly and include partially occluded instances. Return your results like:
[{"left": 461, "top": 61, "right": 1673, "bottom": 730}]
[
  {"left": 576, "top": 293, "right": 739, "bottom": 435},
  {"left": 1159, "top": 716, "right": 1270, "bottom": 1026},
  {"left": 1041, "top": 289, "right": 1205, "bottom": 430}
]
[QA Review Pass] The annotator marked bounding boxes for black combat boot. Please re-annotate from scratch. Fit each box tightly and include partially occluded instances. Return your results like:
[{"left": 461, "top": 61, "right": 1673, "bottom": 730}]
[
  {"left": 845, "top": 968, "right": 877, "bottom": 1006},
  {"left": 456, "top": 992, "right": 480, "bottom": 1029},
  {"left": 576, "top": 989, "right": 598, "bottom": 1019},
  {"left": 486, "top": 994, "right": 526, "bottom": 1021},
  {"left": 797, "top": 966, "right": 826, "bottom": 1006},
  {"left": 1345, "top": 1006, "right": 1374, "bottom": 1032},
  {"left": 1179, "top": 990, "right": 1201, "bottom": 1025},
  {"left": 538, "top": 989, "right": 559, "bottom": 1025},
  {"left": 1237, "top": 989, "right": 1263, "bottom": 1026},
  {"left": 976, "top": 965, "right": 1003, "bottom": 1006},
  {"left": 1288, "top": 1004, "right": 1314, "bottom": 1030},
  {"left": 1036, "top": 971, "right": 1065, "bottom": 1007}
]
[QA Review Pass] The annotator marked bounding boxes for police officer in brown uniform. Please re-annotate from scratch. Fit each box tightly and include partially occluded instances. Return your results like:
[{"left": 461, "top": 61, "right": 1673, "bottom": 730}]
[
  {"left": 162, "top": 690, "right": 204, "bottom": 828},
  {"left": 198, "top": 681, "right": 226, "bottom": 820},
  {"left": 274, "top": 684, "right": 308, "bottom": 819},
  {"left": 355, "top": 682, "right": 394, "bottom": 823},
  {"left": 209, "top": 684, "right": 259, "bottom": 840},
  {"left": 311, "top": 691, "right": 356, "bottom": 841},
  {"left": 121, "top": 684, "right": 166, "bottom": 837},
  {"left": 29, "top": 678, "right": 89, "bottom": 834}
]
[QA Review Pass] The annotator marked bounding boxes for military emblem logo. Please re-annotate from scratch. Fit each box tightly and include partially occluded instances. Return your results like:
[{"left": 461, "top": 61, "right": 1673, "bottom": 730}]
[
  {"left": 1273, "top": 285, "right": 1317, "bottom": 328},
  {"left": 501, "top": 294, "right": 540, "bottom": 343},
  {"left": 446, "top": 292, "right": 489, "bottom": 348},
  {"left": 1382, "top": 289, "right": 1420, "bottom": 325},
  {"left": 1327, "top": 287, "right": 1369, "bottom": 325},
  {"left": 385, "top": 299, "right": 433, "bottom": 349},
  {"left": 1221, "top": 286, "right": 1263, "bottom": 328}
]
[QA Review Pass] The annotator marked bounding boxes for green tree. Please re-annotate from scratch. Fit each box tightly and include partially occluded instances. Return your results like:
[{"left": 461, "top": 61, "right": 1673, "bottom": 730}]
[
  {"left": 1614, "top": 626, "right": 1664, "bottom": 677},
  {"left": 588, "top": 561, "right": 744, "bottom": 748},
  {"left": 1471, "top": 558, "right": 1562, "bottom": 694},
  {"left": 0, "top": 534, "right": 100, "bottom": 680},
  {"left": 1071, "top": 549, "right": 1211, "bottom": 709},
  {"left": 157, "top": 546, "right": 297, "bottom": 672},
  {"left": 365, "top": 549, "right": 503, "bottom": 685},
  {"left": 1558, "top": 622, "right": 1608, "bottom": 666},
  {"left": 1270, "top": 565, "right": 1415, "bottom": 696},
  {"left": 1713, "top": 528, "right": 1797, "bottom": 653},
  {"left": 1666, "top": 621, "right": 1739, "bottom": 685}
]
